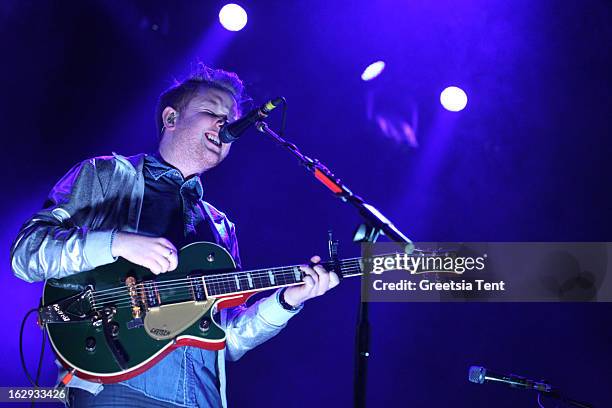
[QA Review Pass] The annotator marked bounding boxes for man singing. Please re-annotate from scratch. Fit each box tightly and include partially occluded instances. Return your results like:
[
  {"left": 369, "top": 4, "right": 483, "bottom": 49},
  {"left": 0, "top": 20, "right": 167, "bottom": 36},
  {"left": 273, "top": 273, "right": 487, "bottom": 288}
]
[{"left": 11, "top": 64, "right": 339, "bottom": 407}]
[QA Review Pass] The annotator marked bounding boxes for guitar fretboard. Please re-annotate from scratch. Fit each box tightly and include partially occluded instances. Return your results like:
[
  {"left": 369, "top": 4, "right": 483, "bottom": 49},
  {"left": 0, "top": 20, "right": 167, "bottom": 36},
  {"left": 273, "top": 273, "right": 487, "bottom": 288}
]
[{"left": 202, "top": 258, "right": 364, "bottom": 297}]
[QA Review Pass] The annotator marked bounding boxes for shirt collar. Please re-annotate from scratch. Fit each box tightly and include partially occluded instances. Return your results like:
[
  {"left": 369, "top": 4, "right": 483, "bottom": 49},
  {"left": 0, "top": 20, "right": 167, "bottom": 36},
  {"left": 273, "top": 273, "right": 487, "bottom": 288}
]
[
  {"left": 145, "top": 153, "right": 180, "bottom": 180},
  {"left": 145, "top": 153, "right": 204, "bottom": 201}
]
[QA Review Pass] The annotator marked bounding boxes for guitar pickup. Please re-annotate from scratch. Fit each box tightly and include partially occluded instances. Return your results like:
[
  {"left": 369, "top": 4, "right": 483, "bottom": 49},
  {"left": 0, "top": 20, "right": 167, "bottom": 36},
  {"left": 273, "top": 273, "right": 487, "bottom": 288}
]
[{"left": 142, "top": 280, "right": 161, "bottom": 308}]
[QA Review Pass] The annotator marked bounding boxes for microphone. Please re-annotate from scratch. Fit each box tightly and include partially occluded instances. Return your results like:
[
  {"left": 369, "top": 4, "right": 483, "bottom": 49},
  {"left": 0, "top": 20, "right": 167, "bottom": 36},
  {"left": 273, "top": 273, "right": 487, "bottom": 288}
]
[
  {"left": 219, "top": 97, "right": 284, "bottom": 143},
  {"left": 468, "top": 366, "right": 552, "bottom": 393}
]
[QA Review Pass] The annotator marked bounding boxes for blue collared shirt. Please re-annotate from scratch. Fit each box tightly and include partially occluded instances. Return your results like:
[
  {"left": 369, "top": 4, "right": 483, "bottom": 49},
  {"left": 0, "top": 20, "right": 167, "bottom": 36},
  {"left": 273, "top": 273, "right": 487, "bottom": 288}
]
[
  {"left": 121, "top": 154, "right": 222, "bottom": 407},
  {"left": 138, "top": 154, "right": 214, "bottom": 248}
]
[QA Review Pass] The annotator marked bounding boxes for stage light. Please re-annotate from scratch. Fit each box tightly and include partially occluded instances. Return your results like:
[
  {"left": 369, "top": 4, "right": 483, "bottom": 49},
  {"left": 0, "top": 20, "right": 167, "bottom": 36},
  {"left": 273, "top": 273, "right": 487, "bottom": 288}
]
[
  {"left": 361, "top": 61, "right": 385, "bottom": 81},
  {"left": 219, "top": 4, "right": 248, "bottom": 32},
  {"left": 440, "top": 86, "right": 468, "bottom": 112}
]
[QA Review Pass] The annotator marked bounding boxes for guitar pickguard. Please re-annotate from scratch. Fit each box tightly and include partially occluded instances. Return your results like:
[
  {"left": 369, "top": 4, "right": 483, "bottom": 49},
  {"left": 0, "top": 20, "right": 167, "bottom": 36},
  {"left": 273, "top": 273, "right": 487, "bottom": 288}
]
[{"left": 143, "top": 299, "right": 216, "bottom": 341}]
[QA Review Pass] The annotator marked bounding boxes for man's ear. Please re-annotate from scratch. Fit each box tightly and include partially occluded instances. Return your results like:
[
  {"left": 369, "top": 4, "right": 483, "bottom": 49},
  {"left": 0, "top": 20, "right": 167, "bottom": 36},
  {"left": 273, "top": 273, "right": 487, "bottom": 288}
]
[{"left": 162, "top": 107, "right": 179, "bottom": 130}]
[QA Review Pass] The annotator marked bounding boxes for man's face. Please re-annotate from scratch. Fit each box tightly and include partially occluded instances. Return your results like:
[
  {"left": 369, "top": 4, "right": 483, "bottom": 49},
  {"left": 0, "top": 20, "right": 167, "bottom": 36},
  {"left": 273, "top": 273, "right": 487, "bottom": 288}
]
[{"left": 169, "top": 86, "right": 237, "bottom": 173}]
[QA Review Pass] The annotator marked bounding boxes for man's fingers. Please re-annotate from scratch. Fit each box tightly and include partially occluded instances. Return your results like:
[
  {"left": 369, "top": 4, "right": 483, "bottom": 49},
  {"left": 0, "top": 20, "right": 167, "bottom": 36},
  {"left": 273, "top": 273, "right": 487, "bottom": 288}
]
[
  {"left": 168, "top": 253, "right": 178, "bottom": 271},
  {"left": 163, "top": 248, "right": 178, "bottom": 271},
  {"left": 154, "top": 242, "right": 176, "bottom": 258},
  {"left": 116, "top": 234, "right": 179, "bottom": 274},
  {"left": 153, "top": 242, "right": 177, "bottom": 272},
  {"left": 147, "top": 249, "right": 173, "bottom": 274},
  {"left": 147, "top": 258, "right": 164, "bottom": 275},
  {"left": 303, "top": 275, "right": 316, "bottom": 289},
  {"left": 291, "top": 257, "right": 341, "bottom": 304},
  {"left": 157, "top": 237, "right": 177, "bottom": 252},
  {"left": 329, "top": 271, "right": 340, "bottom": 288},
  {"left": 159, "top": 253, "right": 173, "bottom": 273},
  {"left": 301, "top": 266, "right": 319, "bottom": 292},
  {"left": 313, "top": 264, "right": 329, "bottom": 295},
  {"left": 153, "top": 237, "right": 178, "bottom": 271},
  {"left": 310, "top": 255, "right": 321, "bottom": 265}
]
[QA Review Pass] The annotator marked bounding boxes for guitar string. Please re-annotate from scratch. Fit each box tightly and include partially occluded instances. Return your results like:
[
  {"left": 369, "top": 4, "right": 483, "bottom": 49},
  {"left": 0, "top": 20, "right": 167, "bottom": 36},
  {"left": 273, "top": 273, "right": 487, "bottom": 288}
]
[
  {"left": 90, "top": 269, "right": 301, "bottom": 302},
  {"left": 89, "top": 247, "right": 444, "bottom": 304},
  {"left": 89, "top": 248, "right": 440, "bottom": 300},
  {"left": 91, "top": 264, "right": 364, "bottom": 307},
  {"left": 90, "top": 259, "right": 363, "bottom": 301},
  {"left": 90, "top": 266, "right": 363, "bottom": 306},
  {"left": 98, "top": 269, "right": 367, "bottom": 311},
  {"left": 89, "top": 249, "right": 428, "bottom": 297},
  {"left": 90, "top": 258, "right": 357, "bottom": 297},
  {"left": 90, "top": 258, "right": 364, "bottom": 299},
  {"left": 92, "top": 268, "right": 367, "bottom": 310},
  {"left": 90, "top": 261, "right": 364, "bottom": 304},
  {"left": 91, "top": 263, "right": 321, "bottom": 296},
  {"left": 90, "top": 265, "right": 365, "bottom": 309},
  {"left": 92, "top": 267, "right": 325, "bottom": 302},
  {"left": 93, "top": 272, "right": 366, "bottom": 310},
  {"left": 89, "top": 249, "right": 441, "bottom": 299}
]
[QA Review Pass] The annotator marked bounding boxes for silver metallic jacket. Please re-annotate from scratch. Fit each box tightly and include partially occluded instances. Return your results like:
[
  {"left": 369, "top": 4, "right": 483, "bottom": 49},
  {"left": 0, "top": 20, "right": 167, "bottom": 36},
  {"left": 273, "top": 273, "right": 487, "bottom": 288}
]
[{"left": 11, "top": 153, "right": 300, "bottom": 407}]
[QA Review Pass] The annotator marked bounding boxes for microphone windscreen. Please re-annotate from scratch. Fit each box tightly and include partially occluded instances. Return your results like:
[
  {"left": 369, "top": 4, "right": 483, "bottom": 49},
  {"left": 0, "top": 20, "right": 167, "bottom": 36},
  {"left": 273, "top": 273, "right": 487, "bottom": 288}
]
[{"left": 468, "top": 366, "right": 486, "bottom": 384}]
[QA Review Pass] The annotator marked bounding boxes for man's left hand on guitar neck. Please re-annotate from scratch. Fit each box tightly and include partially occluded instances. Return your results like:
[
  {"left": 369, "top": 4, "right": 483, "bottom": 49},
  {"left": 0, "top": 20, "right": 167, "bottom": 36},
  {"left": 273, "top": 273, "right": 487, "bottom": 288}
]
[{"left": 283, "top": 255, "right": 340, "bottom": 307}]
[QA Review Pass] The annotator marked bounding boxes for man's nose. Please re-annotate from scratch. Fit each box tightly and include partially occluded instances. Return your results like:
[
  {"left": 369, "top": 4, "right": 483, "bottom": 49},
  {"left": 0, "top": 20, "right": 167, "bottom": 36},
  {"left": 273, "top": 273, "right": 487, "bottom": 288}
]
[{"left": 214, "top": 117, "right": 227, "bottom": 129}]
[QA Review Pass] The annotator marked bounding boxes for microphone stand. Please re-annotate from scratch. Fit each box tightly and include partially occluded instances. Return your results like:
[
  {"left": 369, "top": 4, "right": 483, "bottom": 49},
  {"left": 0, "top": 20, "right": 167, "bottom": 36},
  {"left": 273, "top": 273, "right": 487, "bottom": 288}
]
[
  {"left": 256, "top": 121, "right": 413, "bottom": 408},
  {"left": 540, "top": 390, "right": 594, "bottom": 408}
]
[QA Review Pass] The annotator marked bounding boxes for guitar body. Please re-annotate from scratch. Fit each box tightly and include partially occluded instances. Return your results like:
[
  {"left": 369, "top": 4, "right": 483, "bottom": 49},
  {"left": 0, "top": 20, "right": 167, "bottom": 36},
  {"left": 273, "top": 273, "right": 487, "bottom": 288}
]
[{"left": 42, "top": 242, "right": 253, "bottom": 383}]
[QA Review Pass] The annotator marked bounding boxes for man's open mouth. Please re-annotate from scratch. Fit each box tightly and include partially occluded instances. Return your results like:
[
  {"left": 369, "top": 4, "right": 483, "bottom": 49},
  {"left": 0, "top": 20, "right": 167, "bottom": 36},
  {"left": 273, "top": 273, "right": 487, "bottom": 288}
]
[{"left": 205, "top": 132, "right": 221, "bottom": 147}]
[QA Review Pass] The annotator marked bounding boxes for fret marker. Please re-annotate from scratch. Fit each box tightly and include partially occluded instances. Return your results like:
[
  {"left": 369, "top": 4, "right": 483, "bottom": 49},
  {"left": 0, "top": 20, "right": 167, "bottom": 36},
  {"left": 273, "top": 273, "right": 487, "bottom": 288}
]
[
  {"left": 293, "top": 266, "right": 301, "bottom": 281},
  {"left": 246, "top": 273, "right": 253, "bottom": 288},
  {"left": 268, "top": 270, "right": 275, "bottom": 285},
  {"left": 234, "top": 275, "right": 240, "bottom": 290}
]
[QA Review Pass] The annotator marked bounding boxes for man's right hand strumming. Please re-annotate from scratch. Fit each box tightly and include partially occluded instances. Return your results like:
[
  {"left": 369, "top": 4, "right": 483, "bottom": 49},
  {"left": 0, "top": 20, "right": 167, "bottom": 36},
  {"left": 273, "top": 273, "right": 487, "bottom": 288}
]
[{"left": 111, "top": 232, "right": 178, "bottom": 274}]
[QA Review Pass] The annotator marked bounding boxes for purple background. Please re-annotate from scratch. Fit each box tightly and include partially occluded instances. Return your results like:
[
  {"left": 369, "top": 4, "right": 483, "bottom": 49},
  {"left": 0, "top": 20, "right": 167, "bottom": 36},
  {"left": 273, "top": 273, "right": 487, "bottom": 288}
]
[{"left": 1, "top": 1, "right": 611, "bottom": 407}]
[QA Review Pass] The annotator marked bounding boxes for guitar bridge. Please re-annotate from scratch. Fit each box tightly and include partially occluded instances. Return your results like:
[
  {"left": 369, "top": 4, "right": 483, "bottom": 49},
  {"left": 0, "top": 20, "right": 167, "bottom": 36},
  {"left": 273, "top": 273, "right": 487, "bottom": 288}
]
[{"left": 125, "top": 276, "right": 145, "bottom": 329}]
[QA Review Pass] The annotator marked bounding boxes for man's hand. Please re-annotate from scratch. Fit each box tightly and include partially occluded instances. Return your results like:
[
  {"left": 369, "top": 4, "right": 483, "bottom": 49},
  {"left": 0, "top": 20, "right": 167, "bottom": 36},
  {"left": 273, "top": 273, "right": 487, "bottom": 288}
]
[
  {"left": 111, "top": 232, "right": 178, "bottom": 275},
  {"left": 283, "top": 255, "right": 340, "bottom": 307}
]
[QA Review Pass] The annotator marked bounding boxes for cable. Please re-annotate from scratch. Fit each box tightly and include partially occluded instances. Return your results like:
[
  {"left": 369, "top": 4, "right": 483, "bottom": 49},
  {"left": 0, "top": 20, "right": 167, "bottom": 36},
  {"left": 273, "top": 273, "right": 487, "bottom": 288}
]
[
  {"left": 35, "top": 329, "right": 46, "bottom": 386},
  {"left": 537, "top": 392, "right": 546, "bottom": 408},
  {"left": 20, "top": 307, "right": 49, "bottom": 408},
  {"left": 538, "top": 392, "right": 562, "bottom": 408},
  {"left": 279, "top": 97, "right": 288, "bottom": 137},
  {"left": 19, "top": 308, "right": 39, "bottom": 387}
]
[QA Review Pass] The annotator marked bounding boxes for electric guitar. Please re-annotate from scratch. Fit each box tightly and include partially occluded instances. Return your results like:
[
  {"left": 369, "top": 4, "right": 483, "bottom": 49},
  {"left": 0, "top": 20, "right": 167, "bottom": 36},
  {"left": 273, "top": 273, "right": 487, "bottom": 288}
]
[{"left": 40, "top": 241, "right": 367, "bottom": 383}]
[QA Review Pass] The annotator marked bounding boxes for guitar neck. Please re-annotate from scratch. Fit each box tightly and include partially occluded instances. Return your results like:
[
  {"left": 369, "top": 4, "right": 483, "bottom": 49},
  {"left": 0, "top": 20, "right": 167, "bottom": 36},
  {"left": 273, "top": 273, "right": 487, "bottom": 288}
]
[{"left": 203, "top": 257, "right": 364, "bottom": 297}]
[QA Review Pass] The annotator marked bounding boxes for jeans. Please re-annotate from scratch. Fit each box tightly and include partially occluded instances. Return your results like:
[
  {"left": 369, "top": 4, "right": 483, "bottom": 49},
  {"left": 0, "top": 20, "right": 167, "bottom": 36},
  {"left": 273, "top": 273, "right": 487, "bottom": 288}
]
[{"left": 69, "top": 384, "right": 184, "bottom": 407}]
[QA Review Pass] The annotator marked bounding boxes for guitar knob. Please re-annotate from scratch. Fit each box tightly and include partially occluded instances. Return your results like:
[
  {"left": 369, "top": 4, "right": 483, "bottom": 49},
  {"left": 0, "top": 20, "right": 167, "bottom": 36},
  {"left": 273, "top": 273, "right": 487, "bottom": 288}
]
[
  {"left": 199, "top": 317, "right": 210, "bottom": 332},
  {"left": 110, "top": 322, "right": 120, "bottom": 337},
  {"left": 85, "top": 337, "right": 96, "bottom": 352},
  {"left": 206, "top": 253, "right": 215, "bottom": 263}
]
